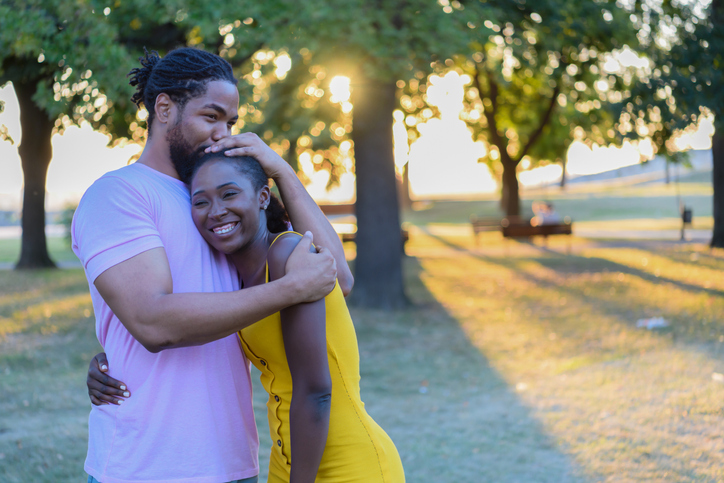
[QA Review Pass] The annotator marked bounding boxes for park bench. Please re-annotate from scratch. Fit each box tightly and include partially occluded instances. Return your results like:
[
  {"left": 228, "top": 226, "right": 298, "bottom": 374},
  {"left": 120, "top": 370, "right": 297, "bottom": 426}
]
[
  {"left": 500, "top": 217, "right": 573, "bottom": 252},
  {"left": 469, "top": 215, "right": 504, "bottom": 246},
  {"left": 318, "top": 203, "right": 410, "bottom": 249}
]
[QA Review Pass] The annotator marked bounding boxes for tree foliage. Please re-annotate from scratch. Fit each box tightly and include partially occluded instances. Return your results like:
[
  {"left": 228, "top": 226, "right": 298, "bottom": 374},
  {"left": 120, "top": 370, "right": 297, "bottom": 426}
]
[
  {"left": 224, "top": 0, "right": 473, "bottom": 308},
  {"left": 412, "top": 1, "right": 640, "bottom": 216},
  {"left": 0, "top": 0, "right": 134, "bottom": 268},
  {"left": 624, "top": 0, "right": 724, "bottom": 246}
]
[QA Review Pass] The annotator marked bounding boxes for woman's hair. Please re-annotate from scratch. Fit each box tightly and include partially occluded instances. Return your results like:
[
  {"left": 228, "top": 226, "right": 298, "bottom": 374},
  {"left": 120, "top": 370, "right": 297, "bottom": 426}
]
[
  {"left": 128, "top": 47, "right": 237, "bottom": 136},
  {"left": 191, "top": 151, "right": 290, "bottom": 233}
]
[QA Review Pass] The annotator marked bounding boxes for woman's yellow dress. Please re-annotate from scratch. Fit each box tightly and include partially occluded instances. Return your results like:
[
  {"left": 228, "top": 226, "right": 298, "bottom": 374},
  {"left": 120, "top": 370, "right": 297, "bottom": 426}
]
[{"left": 238, "top": 236, "right": 405, "bottom": 482}]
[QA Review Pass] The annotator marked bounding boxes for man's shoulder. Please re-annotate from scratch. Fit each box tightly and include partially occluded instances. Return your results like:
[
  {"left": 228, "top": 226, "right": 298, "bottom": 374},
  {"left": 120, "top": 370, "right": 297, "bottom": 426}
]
[{"left": 82, "top": 164, "right": 159, "bottom": 203}]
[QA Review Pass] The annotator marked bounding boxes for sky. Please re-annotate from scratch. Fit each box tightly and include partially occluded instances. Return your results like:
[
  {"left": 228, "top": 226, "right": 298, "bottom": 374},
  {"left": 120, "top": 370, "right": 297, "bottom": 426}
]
[{"left": 0, "top": 72, "right": 714, "bottom": 211}]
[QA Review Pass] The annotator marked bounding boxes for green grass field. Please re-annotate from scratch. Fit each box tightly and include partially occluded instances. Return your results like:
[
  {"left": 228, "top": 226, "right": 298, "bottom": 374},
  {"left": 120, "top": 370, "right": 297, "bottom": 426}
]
[{"left": 1, "top": 175, "right": 722, "bottom": 482}]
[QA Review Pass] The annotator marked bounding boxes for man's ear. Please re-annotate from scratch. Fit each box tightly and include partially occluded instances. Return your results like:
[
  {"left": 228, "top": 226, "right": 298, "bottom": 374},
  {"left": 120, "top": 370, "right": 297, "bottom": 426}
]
[{"left": 154, "top": 93, "right": 175, "bottom": 126}]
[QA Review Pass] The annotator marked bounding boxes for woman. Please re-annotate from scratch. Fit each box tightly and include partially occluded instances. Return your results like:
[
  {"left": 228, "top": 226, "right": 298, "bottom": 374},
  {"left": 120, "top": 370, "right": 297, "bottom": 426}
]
[{"left": 92, "top": 151, "right": 405, "bottom": 483}]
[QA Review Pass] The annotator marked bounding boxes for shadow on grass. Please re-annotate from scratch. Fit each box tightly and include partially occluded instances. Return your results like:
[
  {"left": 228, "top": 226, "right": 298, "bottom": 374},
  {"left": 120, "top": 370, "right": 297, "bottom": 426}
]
[
  {"left": 419, "top": 226, "right": 722, "bottom": 336},
  {"left": 0, "top": 269, "right": 101, "bottom": 482},
  {"left": 350, "top": 255, "right": 588, "bottom": 482}
]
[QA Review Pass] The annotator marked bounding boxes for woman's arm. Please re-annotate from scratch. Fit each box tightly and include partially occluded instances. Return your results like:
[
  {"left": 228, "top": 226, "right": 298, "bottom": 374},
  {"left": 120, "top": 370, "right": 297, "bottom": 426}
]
[{"left": 268, "top": 234, "right": 332, "bottom": 483}]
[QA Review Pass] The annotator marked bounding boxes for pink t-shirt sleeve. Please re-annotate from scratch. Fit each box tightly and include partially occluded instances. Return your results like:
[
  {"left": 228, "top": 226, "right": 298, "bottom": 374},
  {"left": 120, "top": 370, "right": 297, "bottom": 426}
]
[{"left": 72, "top": 175, "right": 164, "bottom": 283}]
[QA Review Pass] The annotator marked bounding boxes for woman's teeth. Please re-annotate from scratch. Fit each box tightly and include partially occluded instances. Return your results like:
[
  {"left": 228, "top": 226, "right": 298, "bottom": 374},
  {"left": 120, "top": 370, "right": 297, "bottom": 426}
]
[{"left": 213, "top": 223, "right": 236, "bottom": 235}]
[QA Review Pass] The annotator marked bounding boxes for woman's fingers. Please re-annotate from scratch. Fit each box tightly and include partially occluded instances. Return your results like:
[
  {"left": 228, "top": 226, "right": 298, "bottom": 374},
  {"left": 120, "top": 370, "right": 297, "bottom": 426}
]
[
  {"left": 205, "top": 132, "right": 260, "bottom": 153},
  {"left": 89, "top": 388, "right": 126, "bottom": 406},
  {"left": 87, "top": 352, "right": 130, "bottom": 405}
]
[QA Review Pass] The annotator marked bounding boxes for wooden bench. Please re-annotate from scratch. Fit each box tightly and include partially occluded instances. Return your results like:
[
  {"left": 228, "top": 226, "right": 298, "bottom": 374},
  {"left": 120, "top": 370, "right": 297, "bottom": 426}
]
[
  {"left": 318, "top": 204, "right": 409, "bottom": 249},
  {"left": 501, "top": 217, "right": 573, "bottom": 252},
  {"left": 469, "top": 215, "right": 503, "bottom": 245}
]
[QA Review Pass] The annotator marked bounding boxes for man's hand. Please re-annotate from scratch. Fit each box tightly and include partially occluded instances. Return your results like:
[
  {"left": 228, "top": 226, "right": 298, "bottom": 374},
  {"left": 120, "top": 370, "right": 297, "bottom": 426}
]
[
  {"left": 285, "top": 232, "right": 337, "bottom": 303},
  {"left": 205, "top": 132, "right": 290, "bottom": 180},
  {"left": 87, "top": 353, "right": 130, "bottom": 406}
]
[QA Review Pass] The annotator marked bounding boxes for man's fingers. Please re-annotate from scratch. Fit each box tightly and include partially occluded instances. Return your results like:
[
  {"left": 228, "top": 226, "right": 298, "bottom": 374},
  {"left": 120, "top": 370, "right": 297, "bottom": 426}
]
[{"left": 293, "top": 232, "right": 313, "bottom": 252}]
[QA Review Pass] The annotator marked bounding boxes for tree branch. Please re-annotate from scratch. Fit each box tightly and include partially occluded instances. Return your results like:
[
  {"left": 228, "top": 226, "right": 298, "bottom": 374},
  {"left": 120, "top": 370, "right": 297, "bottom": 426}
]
[
  {"left": 515, "top": 82, "right": 561, "bottom": 163},
  {"left": 473, "top": 61, "right": 509, "bottom": 164}
]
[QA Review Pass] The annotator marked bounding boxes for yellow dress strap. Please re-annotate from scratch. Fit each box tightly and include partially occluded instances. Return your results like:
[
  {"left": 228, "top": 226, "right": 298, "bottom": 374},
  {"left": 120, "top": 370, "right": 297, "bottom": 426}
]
[
  {"left": 265, "top": 231, "right": 308, "bottom": 283},
  {"left": 269, "top": 230, "right": 304, "bottom": 248}
]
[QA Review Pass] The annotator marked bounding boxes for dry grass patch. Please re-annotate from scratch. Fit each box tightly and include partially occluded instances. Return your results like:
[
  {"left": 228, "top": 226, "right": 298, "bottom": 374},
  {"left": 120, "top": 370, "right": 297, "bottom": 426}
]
[{"left": 410, "top": 228, "right": 724, "bottom": 482}]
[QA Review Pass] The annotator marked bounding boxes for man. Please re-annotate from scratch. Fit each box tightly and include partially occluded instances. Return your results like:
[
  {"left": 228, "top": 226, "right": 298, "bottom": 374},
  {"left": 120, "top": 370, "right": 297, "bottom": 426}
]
[{"left": 72, "top": 47, "right": 353, "bottom": 483}]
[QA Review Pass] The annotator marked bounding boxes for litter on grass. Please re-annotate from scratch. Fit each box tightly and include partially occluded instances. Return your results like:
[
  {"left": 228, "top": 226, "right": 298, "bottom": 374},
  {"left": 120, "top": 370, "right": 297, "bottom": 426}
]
[{"left": 636, "top": 317, "right": 670, "bottom": 330}]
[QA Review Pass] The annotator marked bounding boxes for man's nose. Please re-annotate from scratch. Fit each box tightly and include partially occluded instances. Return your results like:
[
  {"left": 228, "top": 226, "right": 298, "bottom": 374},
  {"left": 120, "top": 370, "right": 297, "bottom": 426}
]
[{"left": 211, "top": 124, "right": 229, "bottom": 141}]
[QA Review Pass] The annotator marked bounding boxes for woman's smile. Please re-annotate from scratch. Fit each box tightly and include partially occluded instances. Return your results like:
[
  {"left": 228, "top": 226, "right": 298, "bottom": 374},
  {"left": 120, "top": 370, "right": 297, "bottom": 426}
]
[{"left": 211, "top": 221, "right": 239, "bottom": 236}]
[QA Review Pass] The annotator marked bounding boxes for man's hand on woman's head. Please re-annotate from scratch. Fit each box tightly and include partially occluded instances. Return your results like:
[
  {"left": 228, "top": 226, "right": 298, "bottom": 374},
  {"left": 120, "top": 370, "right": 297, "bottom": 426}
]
[
  {"left": 87, "top": 353, "right": 130, "bottom": 406},
  {"left": 205, "top": 132, "right": 291, "bottom": 180},
  {"left": 285, "top": 232, "right": 338, "bottom": 304}
]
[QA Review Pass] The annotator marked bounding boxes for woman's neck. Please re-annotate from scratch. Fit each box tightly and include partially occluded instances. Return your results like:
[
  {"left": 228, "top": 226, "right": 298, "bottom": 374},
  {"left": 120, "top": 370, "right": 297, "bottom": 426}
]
[{"left": 227, "top": 228, "right": 281, "bottom": 288}]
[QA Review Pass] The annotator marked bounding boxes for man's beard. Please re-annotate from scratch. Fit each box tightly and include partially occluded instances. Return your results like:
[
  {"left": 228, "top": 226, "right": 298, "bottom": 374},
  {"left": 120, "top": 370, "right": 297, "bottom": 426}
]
[{"left": 166, "top": 120, "right": 207, "bottom": 184}]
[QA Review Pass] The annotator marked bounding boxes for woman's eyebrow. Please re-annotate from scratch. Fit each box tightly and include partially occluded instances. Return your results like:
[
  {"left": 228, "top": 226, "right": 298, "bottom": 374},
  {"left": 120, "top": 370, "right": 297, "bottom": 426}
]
[
  {"left": 216, "top": 182, "right": 240, "bottom": 190},
  {"left": 192, "top": 182, "right": 240, "bottom": 198}
]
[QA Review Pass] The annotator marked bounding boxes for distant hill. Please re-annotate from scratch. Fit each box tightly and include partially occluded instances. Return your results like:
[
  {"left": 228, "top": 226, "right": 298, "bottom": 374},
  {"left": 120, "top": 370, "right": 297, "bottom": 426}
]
[{"left": 563, "top": 149, "right": 712, "bottom": 187}]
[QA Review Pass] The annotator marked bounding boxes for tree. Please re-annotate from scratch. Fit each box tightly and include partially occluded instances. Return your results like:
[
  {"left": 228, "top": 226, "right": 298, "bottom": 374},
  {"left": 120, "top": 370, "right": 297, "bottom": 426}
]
[
  {"left": 624, "top": 0, "right": 724, "bottom": 247},
  {"left": 0, "top": 0, "right": 271, "bottom": 269},
  {"left": 0, "top": 0, "right": 134, "bottom": 268},
  {"left": 443, "top": 0, "right": 640, "bottom": 217},
  {"left": 228, "top": 1, "right": 473, "bottom": 309}
]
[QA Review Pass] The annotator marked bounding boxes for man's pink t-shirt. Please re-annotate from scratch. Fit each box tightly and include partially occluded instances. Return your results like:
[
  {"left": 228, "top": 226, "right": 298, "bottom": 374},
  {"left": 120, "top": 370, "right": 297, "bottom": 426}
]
[{"left": 72, "top": 163, "right": 259, "bottom": 483}]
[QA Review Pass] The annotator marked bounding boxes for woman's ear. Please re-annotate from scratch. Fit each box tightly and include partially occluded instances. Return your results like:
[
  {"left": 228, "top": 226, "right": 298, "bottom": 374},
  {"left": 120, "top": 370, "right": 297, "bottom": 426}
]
[{"left": 259, "top": 186, "right": 271, "bottom": 210}]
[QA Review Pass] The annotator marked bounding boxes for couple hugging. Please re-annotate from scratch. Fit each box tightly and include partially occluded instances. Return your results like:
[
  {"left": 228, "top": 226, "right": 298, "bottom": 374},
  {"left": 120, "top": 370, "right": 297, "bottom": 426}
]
[{"left": 73, "top": 47, "right": 404, "bottom": 483}]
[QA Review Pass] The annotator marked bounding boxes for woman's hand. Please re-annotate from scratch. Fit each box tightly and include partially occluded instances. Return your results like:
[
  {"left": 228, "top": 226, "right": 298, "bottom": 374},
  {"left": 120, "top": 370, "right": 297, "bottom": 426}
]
[
  {"left": 87, "top": 353, "right": 130, "bottom": 405},
  {"left": 205, "top": 132, "right": 291, "bottom": 180}
]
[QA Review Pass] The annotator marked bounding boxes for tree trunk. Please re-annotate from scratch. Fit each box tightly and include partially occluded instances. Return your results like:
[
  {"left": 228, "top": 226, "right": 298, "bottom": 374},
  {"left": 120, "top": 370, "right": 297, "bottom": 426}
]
[
  {"left": 711, "top": 128, "right": 724, "bottom": 248},
  {"left": 398, "top": 162, "right": 412, "bottom": 211},
  {"left": 14, "top": 81, "right": 57, "bottom": 269},
  {"left": 349, "top": 79, "right": 407, "bottom": 309},
  {"left": 559, "top": 157, "right": 567, "bottom": 188},
  {"left": 500, "top": 160, "right": 521, "bottom": 218},
  {"left": 665, "top": 157, "right": 671, "bottom": 185}
]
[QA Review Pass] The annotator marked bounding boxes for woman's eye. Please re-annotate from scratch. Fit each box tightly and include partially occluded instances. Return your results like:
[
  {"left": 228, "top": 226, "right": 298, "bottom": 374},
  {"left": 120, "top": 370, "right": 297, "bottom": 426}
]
[
  {"left": 222, "top": 191, "right": 237, "bottom": 199},
  {"left": 193, "top": 200, "right": 208, "bottom": 207},
  {"left": 206, "top": 114, "right": 217, "bottom": 120}
]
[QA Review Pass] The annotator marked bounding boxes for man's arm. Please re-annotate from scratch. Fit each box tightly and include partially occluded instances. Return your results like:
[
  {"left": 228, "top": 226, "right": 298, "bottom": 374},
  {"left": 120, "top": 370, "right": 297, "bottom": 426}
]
[
  {"left": 206, "top": 134, "right": 354, "bottom": 295},
  {"left": 94, "top": 232, "right": 336, "bottom": 353}
]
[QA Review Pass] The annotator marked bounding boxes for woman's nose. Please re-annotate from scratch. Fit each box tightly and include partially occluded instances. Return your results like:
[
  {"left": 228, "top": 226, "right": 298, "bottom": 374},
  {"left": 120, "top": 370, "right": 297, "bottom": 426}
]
[{"left": 210, "top": 201, "right": 228, "bottom": 218}]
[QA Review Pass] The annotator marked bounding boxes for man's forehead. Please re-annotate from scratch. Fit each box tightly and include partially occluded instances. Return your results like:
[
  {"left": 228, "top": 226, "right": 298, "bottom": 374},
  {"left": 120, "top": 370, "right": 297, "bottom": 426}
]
[{"left": 189, "top": 81, "right": 239, "bottom": 108}]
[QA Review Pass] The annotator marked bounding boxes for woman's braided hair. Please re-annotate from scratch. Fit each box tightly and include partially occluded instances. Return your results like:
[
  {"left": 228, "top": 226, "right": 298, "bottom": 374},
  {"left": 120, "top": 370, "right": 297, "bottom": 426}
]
[{"left": 128, "top": 47, "right": 237, "bottom": 135}]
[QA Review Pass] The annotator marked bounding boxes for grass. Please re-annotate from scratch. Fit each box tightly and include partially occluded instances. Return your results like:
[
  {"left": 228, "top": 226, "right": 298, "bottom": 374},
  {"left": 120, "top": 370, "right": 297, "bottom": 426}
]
[
  {"left": 402, "top": 169, "right": 713, "bottom": 226},
  {"left": 0, "top": 237, "right": 78, "bottom": 266},
  {"left": 2, "top": 231, "right": 723, "bottom": 482},
  {"left": 1, "top": 173, "right": 721, "bottom": 481}
]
